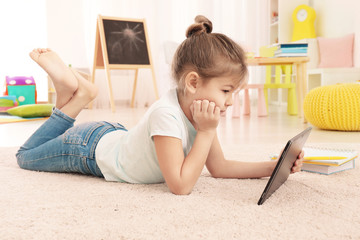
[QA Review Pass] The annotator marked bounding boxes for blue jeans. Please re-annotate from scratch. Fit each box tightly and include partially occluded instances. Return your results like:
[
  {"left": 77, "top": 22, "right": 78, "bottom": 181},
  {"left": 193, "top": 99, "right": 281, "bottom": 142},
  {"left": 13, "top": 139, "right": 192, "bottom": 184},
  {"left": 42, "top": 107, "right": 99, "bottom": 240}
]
[{"left": 16, "top": 108, "right": 126, "bottom": 177}]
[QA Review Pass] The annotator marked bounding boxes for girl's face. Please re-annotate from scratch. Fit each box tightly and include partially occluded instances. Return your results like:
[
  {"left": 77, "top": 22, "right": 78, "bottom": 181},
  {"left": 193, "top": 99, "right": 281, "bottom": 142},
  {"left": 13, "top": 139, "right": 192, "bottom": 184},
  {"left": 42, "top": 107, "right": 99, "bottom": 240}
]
[{"left": 194, "top": 76, "right": 238, "bottom": 114}]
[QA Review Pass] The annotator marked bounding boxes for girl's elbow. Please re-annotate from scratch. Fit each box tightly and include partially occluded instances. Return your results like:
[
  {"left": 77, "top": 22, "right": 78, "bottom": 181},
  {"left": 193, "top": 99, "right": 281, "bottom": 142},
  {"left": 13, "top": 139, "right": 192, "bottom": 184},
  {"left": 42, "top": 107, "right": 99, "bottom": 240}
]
[
  {"left": 207, "top": 165, "right": 224, "bottom": 178},
  {"left": 209, "top": 171, "right": 224, "bottom": 179},
  {"left": 171, "top": 188, "right": 192, "bottom": 195},
  {"left": 168, "top": 182, "right": 193, "bottom": 195}
]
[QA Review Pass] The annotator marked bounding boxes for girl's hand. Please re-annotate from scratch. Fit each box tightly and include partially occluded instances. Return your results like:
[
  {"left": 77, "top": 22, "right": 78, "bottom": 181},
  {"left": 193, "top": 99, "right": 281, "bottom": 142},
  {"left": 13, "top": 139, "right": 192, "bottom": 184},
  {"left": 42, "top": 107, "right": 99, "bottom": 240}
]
[
  {"left": 190, "top": 100, "right": 220, "bottom": 132},
  {"left": 291, "top": 150, "right": 304, "bottom": 173}
]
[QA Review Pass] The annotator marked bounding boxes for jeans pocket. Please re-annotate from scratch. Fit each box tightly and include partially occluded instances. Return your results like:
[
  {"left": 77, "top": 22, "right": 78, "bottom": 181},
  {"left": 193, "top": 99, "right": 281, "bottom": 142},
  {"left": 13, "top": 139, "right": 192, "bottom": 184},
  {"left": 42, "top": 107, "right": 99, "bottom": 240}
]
[{"left": 64, "top": 122, "right": 105, "bottom": 145}]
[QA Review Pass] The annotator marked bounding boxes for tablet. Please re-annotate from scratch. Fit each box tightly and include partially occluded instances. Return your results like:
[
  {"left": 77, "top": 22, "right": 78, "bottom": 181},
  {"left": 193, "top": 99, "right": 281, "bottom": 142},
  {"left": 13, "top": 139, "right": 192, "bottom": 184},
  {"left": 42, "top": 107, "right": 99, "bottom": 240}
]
[{"left": 257, "top": 127, "right": 312, "bottom": 205}]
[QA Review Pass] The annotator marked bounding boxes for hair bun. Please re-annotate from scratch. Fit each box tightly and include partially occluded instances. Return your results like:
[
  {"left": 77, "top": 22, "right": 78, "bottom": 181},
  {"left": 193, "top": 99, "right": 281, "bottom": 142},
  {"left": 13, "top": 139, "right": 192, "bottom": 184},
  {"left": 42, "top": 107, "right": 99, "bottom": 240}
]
[{"left": 186, "top": 15, "right": 213, "bottom": 38}]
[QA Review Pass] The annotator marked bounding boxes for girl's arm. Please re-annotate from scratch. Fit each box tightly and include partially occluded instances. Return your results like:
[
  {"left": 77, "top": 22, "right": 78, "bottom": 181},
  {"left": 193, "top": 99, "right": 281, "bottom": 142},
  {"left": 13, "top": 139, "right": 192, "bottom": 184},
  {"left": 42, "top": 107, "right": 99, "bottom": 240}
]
[
  {"left": 154, "top": 100, "right": 220, "bottom": 195},
  {"left": 205, "top": 134, "right": 304, "bottom": 178}
]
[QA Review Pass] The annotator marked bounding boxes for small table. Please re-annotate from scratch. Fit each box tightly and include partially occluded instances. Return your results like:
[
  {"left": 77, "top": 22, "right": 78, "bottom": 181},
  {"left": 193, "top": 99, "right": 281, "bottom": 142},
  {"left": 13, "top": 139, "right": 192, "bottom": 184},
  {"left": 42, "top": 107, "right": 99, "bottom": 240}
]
[{"left": 246, "top": 57, "right": 310, "bottom": 122}]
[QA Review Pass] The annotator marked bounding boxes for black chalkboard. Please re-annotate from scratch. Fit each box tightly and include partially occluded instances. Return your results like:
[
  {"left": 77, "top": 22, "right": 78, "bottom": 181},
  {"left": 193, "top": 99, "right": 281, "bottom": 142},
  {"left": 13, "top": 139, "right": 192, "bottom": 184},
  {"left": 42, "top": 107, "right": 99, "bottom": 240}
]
[
  {"left": 102, "top": 19, "right": 150, "bottom": 65},
  {"left": 92, "top": 15, "right": 159, "bottom": 112}
]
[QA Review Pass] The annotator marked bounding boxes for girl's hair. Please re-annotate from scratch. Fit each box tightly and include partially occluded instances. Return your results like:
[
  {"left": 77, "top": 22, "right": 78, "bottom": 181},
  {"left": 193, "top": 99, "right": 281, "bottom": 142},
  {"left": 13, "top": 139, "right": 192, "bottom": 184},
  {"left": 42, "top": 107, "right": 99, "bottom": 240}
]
[{"left": 172, "top": 15, "right": 248, "bottom": 92}]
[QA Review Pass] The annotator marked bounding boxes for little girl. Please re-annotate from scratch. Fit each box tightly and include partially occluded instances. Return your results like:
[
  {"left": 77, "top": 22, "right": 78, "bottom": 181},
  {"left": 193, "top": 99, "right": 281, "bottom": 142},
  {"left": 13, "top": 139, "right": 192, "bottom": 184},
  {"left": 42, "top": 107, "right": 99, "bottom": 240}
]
[{"left": 17, "top": 16, "right": 304, "bottom": 195}]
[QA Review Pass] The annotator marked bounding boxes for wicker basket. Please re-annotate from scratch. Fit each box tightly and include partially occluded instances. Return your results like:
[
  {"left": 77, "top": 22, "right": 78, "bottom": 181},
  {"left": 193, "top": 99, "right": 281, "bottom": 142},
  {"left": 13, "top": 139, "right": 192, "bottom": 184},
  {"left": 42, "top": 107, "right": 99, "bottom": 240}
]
[{"left": 303, "top": 83, "right": 360, "bottom": 131}]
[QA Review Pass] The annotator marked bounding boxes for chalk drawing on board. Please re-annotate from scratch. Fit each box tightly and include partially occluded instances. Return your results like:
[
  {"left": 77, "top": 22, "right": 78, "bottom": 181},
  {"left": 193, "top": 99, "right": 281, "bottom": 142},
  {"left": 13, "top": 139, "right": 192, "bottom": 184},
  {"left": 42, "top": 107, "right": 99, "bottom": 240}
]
[
  {"left": 91, "top": 15, "right": 159, "bottom": 112},
  {"left": 103, "top": 20, "right": 150, "bottom": 65}
]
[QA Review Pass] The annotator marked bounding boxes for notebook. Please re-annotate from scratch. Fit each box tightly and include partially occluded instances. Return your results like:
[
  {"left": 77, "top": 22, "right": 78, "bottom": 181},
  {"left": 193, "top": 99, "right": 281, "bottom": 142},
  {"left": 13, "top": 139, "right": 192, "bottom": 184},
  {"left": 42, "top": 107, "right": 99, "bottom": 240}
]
[
  {"left": 302, "top": 159, "right": 355, "bottom": 175},
  {"left": 303, "top": 147, "right": 358, "bottom": 166}
]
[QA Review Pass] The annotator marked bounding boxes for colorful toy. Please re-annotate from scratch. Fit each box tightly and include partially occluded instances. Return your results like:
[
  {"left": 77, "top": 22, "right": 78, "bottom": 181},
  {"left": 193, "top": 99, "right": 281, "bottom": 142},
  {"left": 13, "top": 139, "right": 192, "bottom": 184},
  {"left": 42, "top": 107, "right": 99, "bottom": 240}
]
[
  {"left": 0, "top": 95, "right": 18, "bottom": 112},
  {"left": 5, "top": 76, "right": 37, "bottom": 105}
]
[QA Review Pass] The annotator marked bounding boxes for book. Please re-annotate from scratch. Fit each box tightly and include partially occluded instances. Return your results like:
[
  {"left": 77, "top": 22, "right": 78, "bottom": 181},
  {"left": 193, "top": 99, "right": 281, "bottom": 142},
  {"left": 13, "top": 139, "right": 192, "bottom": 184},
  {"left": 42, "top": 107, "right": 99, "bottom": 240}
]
[
  {"left": 302, "top": 159, "right": 355, "bottom": 175},
  {"left": 274, "top": 52, "right": 307, "bottom": 57},
  {"left": 275, "top": 48, "right": 308, "bottom": 54},
  {"left": 273, "top": 42, "right": 308, "bottom": 57},
  {"left": 303, "top": 147, "right": 358, "bottom": 166},
  {"left": 275, "top": 43, "right": 308, "bottom": 48}
]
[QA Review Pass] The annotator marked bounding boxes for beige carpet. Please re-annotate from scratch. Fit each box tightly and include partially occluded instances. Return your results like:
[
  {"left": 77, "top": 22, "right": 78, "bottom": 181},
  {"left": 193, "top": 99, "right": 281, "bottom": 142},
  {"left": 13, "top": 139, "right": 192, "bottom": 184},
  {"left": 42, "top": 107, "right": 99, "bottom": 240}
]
[{"left": 1, "top": 143, "right": 360, "bottom": 240}]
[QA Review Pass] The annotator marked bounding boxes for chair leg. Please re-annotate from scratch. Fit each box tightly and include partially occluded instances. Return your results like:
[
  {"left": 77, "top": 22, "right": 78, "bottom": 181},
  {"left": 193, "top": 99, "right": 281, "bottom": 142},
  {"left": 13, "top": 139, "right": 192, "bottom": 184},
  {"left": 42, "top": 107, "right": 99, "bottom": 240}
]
[
  {"left": 287, "top": 87, "right": 298, "bottom": 115},
  {"left": 264, "top": 87, "right": 269, "bottom": 110},
  {"left": 264, "top": 66, "right": 272, "bottom": 110},
  {"left": 257, "top": 87, "right": 268, "bottom": 117},
  {"left": 284, "top": 64, "right": 298, "bottom": 115},
  {"left": 131, "top": 69, "right": 139, "bottom": 108},
  {"left": 232, "top": 91, "right": 241, "bottom": 118},
  {"left": 242, "top": 89, "right": 250, "bottom": 115},
  {"left": 275, "top": 66, "right": 282, "bottom": 84},
  {"left": 283, "top": 65, "right": 292, "bottom": 84}
]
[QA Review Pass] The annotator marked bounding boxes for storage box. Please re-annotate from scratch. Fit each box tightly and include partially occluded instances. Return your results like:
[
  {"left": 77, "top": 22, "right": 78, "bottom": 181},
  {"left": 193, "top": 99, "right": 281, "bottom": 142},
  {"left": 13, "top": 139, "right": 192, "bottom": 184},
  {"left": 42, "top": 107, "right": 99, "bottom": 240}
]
[{"left": 259, "top": 45, "right": 278, "bottom": 57}]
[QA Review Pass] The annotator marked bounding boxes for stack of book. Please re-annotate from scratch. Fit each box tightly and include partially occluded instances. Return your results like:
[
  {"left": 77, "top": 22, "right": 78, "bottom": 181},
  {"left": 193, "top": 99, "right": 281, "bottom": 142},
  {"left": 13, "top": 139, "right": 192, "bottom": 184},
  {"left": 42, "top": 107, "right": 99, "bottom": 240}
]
[
  {"left": 301, "top": 147, "right": 358, "bottom": 175},
  {"left": 274, "top": 43, "right": 308, "bottom": 57}
]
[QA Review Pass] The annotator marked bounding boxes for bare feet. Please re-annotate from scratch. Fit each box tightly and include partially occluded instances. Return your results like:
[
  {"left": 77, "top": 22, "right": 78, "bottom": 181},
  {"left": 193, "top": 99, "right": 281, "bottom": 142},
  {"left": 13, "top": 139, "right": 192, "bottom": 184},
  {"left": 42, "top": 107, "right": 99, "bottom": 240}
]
[
  {"left": 29, "top": 48, "right": 78, "bottom": 109},
  {"left": 59, "top": 69, "right": 98, "bottom": 119}
]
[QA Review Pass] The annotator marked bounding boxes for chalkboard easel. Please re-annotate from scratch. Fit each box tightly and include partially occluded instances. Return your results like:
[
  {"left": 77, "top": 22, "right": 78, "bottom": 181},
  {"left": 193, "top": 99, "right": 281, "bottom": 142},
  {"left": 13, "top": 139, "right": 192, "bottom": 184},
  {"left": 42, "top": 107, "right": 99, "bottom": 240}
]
[{"left": 90, "top": 15, "right": 159, "bottom": 112}]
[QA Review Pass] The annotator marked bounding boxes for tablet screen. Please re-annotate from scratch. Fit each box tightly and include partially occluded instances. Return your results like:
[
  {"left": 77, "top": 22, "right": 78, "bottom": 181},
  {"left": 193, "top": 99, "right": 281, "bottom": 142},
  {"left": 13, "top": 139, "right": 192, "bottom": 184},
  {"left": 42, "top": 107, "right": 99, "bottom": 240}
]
[{"left": 257, "top": 127, "right": 312, "bottom": 205}]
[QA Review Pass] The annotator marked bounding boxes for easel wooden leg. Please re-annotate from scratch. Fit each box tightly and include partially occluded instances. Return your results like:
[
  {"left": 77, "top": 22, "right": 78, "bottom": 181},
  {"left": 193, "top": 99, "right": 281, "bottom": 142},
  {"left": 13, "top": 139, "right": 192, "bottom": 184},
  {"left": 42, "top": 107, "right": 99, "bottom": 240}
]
[{"left": 131, "top": 69, "right": 139, "bottom": 108}]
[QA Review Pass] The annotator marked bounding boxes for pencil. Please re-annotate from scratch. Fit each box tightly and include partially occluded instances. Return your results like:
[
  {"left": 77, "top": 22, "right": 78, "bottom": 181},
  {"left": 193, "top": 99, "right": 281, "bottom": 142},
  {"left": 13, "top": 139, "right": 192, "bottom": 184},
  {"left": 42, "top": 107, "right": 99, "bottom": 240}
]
[
  {"left": 304, "top": 156, "right": 347, "bottom": 160},
  {"left": 269, "top": 155, "right": 347, "bottom": 160}
]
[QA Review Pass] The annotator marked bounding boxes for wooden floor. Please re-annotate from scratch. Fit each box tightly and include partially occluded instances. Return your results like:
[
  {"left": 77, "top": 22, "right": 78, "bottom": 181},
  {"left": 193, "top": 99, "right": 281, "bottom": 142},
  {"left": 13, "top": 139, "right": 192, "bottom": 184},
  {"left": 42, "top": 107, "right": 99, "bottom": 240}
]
[{"left": 1, "top": 104, "right": 357, "bottom": 148}]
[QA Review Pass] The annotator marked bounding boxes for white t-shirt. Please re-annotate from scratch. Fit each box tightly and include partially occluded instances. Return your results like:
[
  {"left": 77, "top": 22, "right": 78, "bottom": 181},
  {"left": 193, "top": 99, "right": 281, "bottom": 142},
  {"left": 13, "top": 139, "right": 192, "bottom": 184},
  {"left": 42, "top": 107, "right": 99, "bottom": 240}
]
[{"left": 95, "top": 88, "right": 197, "bottom": 184}]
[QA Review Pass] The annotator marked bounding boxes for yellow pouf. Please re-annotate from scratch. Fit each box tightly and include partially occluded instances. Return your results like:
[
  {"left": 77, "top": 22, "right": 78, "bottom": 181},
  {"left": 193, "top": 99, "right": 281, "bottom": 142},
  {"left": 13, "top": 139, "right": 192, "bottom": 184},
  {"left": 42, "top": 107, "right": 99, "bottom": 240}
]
[{"left": 303, "top": 83, "right": 360, "bottom": 131}]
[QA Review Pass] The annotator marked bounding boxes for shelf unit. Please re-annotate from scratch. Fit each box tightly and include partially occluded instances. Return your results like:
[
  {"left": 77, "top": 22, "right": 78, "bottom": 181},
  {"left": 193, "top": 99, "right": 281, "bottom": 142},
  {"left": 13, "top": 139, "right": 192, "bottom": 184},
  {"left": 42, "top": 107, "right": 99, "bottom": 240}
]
[
  {"left": 269, "top": 0, "right": 310, "bottom": 45},
  {"left": 269, "top": 0, "right": 279, "bottom": 44},
  {"left": 267, "top": 0, "right": 310, "bottom": 106}
]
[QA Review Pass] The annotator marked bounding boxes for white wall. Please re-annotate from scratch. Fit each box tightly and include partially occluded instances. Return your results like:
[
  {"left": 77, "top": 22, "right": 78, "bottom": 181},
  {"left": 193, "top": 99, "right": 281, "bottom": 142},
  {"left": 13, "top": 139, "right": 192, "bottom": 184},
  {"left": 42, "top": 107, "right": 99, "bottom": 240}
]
[
  {"left": 46, "top": 0, "right": 88, "bottom": 68},
  {"left": 311, "top": 0, "right": 360, "bottom": 67}
]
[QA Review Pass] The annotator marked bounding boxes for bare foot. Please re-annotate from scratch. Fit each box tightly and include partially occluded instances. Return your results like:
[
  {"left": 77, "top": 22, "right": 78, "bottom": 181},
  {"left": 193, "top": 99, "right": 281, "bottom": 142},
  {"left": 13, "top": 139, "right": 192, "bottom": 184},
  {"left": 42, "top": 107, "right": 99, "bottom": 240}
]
[
  {"left": 59, "top": 70, "right": 98, "bottom": 119},
  {"left": 29, "top": 48, "right": 78, "bottom": 109}
]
